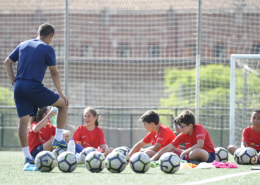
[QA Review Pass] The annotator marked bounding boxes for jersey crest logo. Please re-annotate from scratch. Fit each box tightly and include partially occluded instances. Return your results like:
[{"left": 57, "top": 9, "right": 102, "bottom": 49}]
[
  {"left": 250, "top": 143, "right": 255, "bottom": 148},
  {"left": 83, "top": 141, "right": 86, "bottom": 147}
]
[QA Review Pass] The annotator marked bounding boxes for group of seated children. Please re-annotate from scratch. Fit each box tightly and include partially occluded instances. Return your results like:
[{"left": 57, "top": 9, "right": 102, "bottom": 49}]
[
  {"left": 28, "top": 107, "right": 111, "bottom": 159},
  {"left": 28, "top": 106, "right": 260, "bottom": 165}
]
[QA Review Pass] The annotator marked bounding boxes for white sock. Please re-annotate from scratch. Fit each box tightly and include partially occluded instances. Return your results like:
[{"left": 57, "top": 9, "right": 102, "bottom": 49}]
[
  {"left": 55, "top": 128, "right": 64, "bottom": 141},
  {"left": 22, "top": 146, "right": 32, "bottom": 159}
]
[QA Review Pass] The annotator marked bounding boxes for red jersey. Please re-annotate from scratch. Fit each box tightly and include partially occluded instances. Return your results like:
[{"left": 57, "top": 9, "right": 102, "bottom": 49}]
[
  {"left": 28, "top": 122, "right": 56, "bottom": 153},
  {"left": 143, "top": 124, "right": 177, "bottom": 150},
  {"left": 242, "top": 126, "right": 260, "bottom": 151},
  {"left": 171, "top": 124, "right": 215, "bottom": 153},
  {"left": 73, "top": 125, "right": 106, "bottom": 148}
]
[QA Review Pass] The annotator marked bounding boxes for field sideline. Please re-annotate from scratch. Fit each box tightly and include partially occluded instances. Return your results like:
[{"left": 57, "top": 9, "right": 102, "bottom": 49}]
[{"left": 0, "top": 152, "right": 259, "bottom": 185}]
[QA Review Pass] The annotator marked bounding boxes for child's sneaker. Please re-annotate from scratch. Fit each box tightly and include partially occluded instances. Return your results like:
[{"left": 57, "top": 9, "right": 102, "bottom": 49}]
[
  {"left": 24, "top": 157, "right": 35, "bottom": 164},
  {"left": 23, "top": 163, "right": 39, "bottom": 171},
  {"left": 52, "top": 139, "right": 67, "bottom": 149},
  {"left": 189, "top": 159, "right": 201, "bottom": 165}
]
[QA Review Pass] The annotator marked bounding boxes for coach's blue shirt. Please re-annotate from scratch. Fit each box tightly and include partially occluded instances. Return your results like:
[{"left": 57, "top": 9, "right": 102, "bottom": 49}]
[{"left": 9, "top": 39, "right": 56, "bottom": 83}]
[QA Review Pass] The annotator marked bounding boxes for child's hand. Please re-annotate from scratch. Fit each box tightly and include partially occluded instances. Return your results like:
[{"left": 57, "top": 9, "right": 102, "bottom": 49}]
[
  {"left": 104, "top": 148, "right": 110, "bottom": 155},
  {"left": 76, "top": 141, "right": 81, "bottom": 145},
  {"left": 47, "top": 109, "right": 57, "bottom": 118}
]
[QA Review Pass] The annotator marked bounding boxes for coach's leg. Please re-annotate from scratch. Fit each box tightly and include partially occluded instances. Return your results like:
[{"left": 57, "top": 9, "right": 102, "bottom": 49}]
[
  {"left": 52, "top": 97, "right": 68, "bottom": 148},
  {"left": 19, "top": 115, "right": 34, "bottom": 162},
  {"left": 52, "top": 97, "right": 68, "bottom": 129}
]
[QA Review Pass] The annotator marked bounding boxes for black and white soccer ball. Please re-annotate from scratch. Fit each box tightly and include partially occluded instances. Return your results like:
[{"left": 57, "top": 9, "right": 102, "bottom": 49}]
[
  {"left": 121, "top": 146, "right": 131, "bottom": 153},
  {"left": 129, "top": 152, "right": 151, "bottom": 173},
  {"left": 240, "top": 147, "right": 258, "bottom": 165},
  {"left": 105, "top": 152, "right": 127, "bottom": 173},
  {"left": 35, "top": 151, "right": 57, "bottom": 172},
  {"left": 52, "top": 148, "right": 67, "bottom": 159},
  {"left": 57, "top": 152, "right": 78, "bottom": 172},
  {"left": 113, "top": 147, "right": 129, "bottom": 161},
  {"left": 85, "top": 151, "right": 105, "bottom": 173},
  {"left": 215, "top": 147, "right": 229, "bottom": 162},
  {"left": 234, "top": 148, "right": 243, "bottom": 164},
  {"left": 159, "top": 152, "right": 180, "bottom": 174},
  {"left": 80, "top": 147, "right": 97, "bottom": 163}
]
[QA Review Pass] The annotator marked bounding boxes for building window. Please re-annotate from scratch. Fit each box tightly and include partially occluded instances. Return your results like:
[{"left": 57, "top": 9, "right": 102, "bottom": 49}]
[
  {"left": 118, "top": 45, "right": 130, "bottom": 57},
  {"left": 53, "top": 44, "right": 64, "bottom": 57},
  {"left": 82, "top": 45, "right": 93, "bottom": 57},
  {"left": 215, "top": 45, "right": 226, "bottom": 58},
  {"left": 147, "top": 45, "right": 159, "bottom": 57},
  {"left": 253, "top": 44, "right": 260, "bottom": 54},
  {"left": 184, "top": 44, "right": 196, "bottom": 57}
]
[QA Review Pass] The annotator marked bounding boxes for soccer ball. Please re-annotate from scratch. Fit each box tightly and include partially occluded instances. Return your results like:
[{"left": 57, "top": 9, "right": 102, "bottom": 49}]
[
  {"left": 159, "top": 152, "right": 180, "bottom": 174},
  {"left": 35, "top": 151, "right": 57, "bottom": 172},
  {"left": 121, "top": 146, "right": 131, "bottom": 153},
  {"left": 57, "top": 152, "right": 78, "bottom": 172},
  {"left": 85, "top": 151, "right": 105, "bottom": 173},
  {"left": 234, "top": 148, "right": 243, "bottom": 164},
  {"left": 80, "top": 147, "right": 97, "bottom": 163},
  {"left": 52, "top": 148, "right": 67, "bottom": 159},
  {"left": 240, "top": 147, "right": 258, "bottom": 165},
  {"left": 113, "top": 147, "right": 129, "bottom": 161},
  {"left": 105, "top": 152, "right": 127, "bottom": 173},
  {"left": 129, "top": 152, "right": 151, "bottom": 173},
  {"left": 215, "top": 147, "right": 229, "bottom": 162}
]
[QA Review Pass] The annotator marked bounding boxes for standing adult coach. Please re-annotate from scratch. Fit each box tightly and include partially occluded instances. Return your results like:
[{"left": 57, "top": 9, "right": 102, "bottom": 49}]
[{"left": 4, "top": 23, "right": 69, "bottom": 168}]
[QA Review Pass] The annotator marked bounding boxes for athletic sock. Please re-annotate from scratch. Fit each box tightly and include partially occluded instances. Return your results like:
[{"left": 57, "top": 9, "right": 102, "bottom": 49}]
[
  {"left": 22, "top": 146, "right": 32, "bottom": 159},
  {"left": 55, "top": 128, "right": 64, "bottom": 141}
]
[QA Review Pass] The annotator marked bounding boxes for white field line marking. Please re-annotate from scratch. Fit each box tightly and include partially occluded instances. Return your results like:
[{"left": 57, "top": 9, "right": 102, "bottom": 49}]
[{"left": 178, "top": 170, "right": 260, "bottom": 185}]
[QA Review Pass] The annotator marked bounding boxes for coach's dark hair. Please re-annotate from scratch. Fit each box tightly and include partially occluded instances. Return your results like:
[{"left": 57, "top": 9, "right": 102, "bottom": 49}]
[
  {"left": 38, "top": 23, "right": 55, "bottom": 37},
  {"left": 84, "top": 107, "right": 100, "bottom": 126},
  {"left": 251, "top": 109, "right": 260, "bottom": 115},
  {"left": 139, "top": 110, "right": 160, "bottom": 125},
  {"left": 29, "top": 107, "right": 48, "bottom": 125},
  {"left": 176, "top": 110, "right": 195, "bottom": 127}
]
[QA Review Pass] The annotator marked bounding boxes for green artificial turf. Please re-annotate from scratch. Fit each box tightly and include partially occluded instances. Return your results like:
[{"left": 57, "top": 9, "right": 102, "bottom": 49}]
[{"left": 0, "top": 152, "right": 259, "bottom": 185}]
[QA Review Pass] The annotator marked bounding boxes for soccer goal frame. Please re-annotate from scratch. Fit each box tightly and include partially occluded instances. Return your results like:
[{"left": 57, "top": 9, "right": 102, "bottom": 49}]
[{"left": 229, "top": 54, "right": 260, "bottom": 146}]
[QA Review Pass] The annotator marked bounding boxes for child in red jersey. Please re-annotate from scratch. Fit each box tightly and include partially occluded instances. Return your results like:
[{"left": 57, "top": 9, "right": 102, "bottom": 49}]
[
  {"left": 151, "top": 110, "right": 215, "bottom": 164},
  {"left": 73, "top": 107, "right": 112, "bottom": 155},
  {"left": 129, "top": 110, "right": 177, "bottom": 158},
  {"left": 28, "top": 107, "right": 70, "bottom": 158},
  {"left": 227, "top": 109, "right": 260, "bottom": 163}
]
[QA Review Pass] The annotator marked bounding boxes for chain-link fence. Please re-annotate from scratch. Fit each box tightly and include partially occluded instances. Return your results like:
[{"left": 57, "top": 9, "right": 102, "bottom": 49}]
[{"left": 1, "top": 0, "right": 260, "bottom": 150}]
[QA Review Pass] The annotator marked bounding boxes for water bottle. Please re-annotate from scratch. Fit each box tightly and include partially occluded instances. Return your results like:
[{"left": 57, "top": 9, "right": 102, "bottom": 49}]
[
  {"left": 68, "top": 139, "right": 76, "bottom": 154},
  {"left": 52, "top": 106, "right": 57, "bottom": 126}
]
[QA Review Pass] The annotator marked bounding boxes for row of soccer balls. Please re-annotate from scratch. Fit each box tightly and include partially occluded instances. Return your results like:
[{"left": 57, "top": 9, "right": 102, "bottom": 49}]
[
  {"left": 35, "top": 146, "right": 258, "bottom": 173},
  {"left": 215, "top": 146, "right": 258, "bottom": 165},
  {"left": 35, "top": 146, "right": 180, "bottom": 174}
]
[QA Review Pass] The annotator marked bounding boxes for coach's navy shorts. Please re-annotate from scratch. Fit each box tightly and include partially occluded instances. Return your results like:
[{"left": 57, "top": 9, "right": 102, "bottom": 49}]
[
  {"left": 207, "top": 152, "right": 216, "bottom": 163},
  {"left": 31, "top": 145, "right": 44, "bottom": 158},
  {"left": 14, "top": 79, "right": 60, "bottom": 117}
]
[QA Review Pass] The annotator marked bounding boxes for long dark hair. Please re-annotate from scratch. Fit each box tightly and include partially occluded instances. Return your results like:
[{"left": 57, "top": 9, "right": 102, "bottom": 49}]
[
  {"left": 84, "top": 107, "right": 100, "bottom": 126},
  {"left": 29, "top": 107, "right": 48, "bottom": 125}
]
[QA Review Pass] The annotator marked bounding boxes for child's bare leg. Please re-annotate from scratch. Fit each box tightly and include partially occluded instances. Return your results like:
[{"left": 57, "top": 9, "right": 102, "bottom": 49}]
[
  {"left": 227, "top": 145, "right": 238, "bottom": 155},
  {"left": 43, "top": 137, "right": 55, "bottom": 151},
  {"left": 188, "top": 148, "right": 209, "bottom": 162},
  {"left": 143, "top": 150, "right": 157, "bottom": 158}
]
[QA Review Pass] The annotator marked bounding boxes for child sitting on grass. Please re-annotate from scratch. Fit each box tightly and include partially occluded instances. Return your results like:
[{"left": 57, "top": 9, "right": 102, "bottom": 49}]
[
  {"left": 151, "top": 110, "right": 215, "bottom": 164},
  {"left": 129, "top": 110, "right": 177, "bottom": 159},
  {"left": 73, "top": 107, "right": 113, "bottom": 155},
  {"left": 227, "top": 109, "right": 260, "bottom": 164}
]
